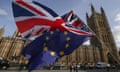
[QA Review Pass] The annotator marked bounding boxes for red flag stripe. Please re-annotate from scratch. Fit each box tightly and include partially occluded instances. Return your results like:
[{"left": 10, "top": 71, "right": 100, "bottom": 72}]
[{"left": 16, "top": 18, "right": 55, "bottom": 33}]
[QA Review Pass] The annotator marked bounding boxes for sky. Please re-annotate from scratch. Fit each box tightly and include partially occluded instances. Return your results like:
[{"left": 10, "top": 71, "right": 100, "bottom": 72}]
[{"left": 0, "top": 0, "right": 120, "bottom": 50}]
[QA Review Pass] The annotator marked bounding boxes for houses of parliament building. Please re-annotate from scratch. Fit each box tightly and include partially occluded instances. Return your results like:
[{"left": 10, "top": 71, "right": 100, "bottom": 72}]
[{"left": 0, "top": 5, "right": 120, "bottom": 65}]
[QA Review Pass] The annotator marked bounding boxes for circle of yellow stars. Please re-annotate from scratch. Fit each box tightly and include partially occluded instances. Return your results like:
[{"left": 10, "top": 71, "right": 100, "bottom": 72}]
[{"left": 42, "top": 31, "right": 71, "bottom": 56}]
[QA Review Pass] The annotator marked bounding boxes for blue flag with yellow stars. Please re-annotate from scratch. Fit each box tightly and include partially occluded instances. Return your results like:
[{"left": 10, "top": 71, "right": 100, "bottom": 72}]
[{"left": 21, "top": 30, "right": 92, "bottom": 71}]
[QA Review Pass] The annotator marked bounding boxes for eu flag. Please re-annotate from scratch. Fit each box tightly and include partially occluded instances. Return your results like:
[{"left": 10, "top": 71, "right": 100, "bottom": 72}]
[{"left": 22, "top": 30, "right": 92, "bottom": 71}]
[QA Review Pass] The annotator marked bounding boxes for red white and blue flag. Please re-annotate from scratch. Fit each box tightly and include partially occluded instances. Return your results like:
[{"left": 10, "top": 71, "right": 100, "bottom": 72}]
[
  {"left": 12, "top": 0, "right": 58, "bottom": 38},
  {"left": 12, "top": 0, "right": 93, "bottom": 39}
]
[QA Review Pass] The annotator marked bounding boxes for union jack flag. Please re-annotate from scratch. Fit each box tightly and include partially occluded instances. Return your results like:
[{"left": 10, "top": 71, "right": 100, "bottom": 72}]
[{"left": 12, "top": 0, "right": 94, "bottom": 39}]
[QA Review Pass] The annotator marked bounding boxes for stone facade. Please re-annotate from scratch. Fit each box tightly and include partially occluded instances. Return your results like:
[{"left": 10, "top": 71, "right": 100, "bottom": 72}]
[
  {"left": 0, "top": 30, "right": 29, "bottom": 64},
  {"left": 86, "top": 5, "right": 120, "bottom": 64},
  {"left": 0, "top": 5, "right": 120, "bottom": 65}
]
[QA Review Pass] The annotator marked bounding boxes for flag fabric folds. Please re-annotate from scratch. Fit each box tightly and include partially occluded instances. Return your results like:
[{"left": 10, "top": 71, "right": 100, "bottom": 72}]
[
  {"left": 12, "top": 0, "right": 93, "bottom": 39},
  {"left": 12, "top": 0, "right": 59, "bottom": 38},
  {"left": 22, "top": 30, "right": 92, "bottom": 71},
  {"left": 12, "top": 0, "right": 94, "bottom": 72}
]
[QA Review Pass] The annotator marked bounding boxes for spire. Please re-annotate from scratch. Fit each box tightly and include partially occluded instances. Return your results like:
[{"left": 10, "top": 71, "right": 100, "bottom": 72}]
[
  {"left": 101, "top": 6, "right": 105, "bottom": 15},
  {"left": 90, "top": 4, "right": 95, "bottom": 14},
  {"left": 12, "top": 30, "right": 19, "bottom": 38},
  {"left": 86, "top": 12, "right": 89, "bottom": 21},
  {"left": 0, "top": 25, "right": 5, "bottom": 38},
  {"left": 86, "top": 12, "right": 89, "bottom": 19}
]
